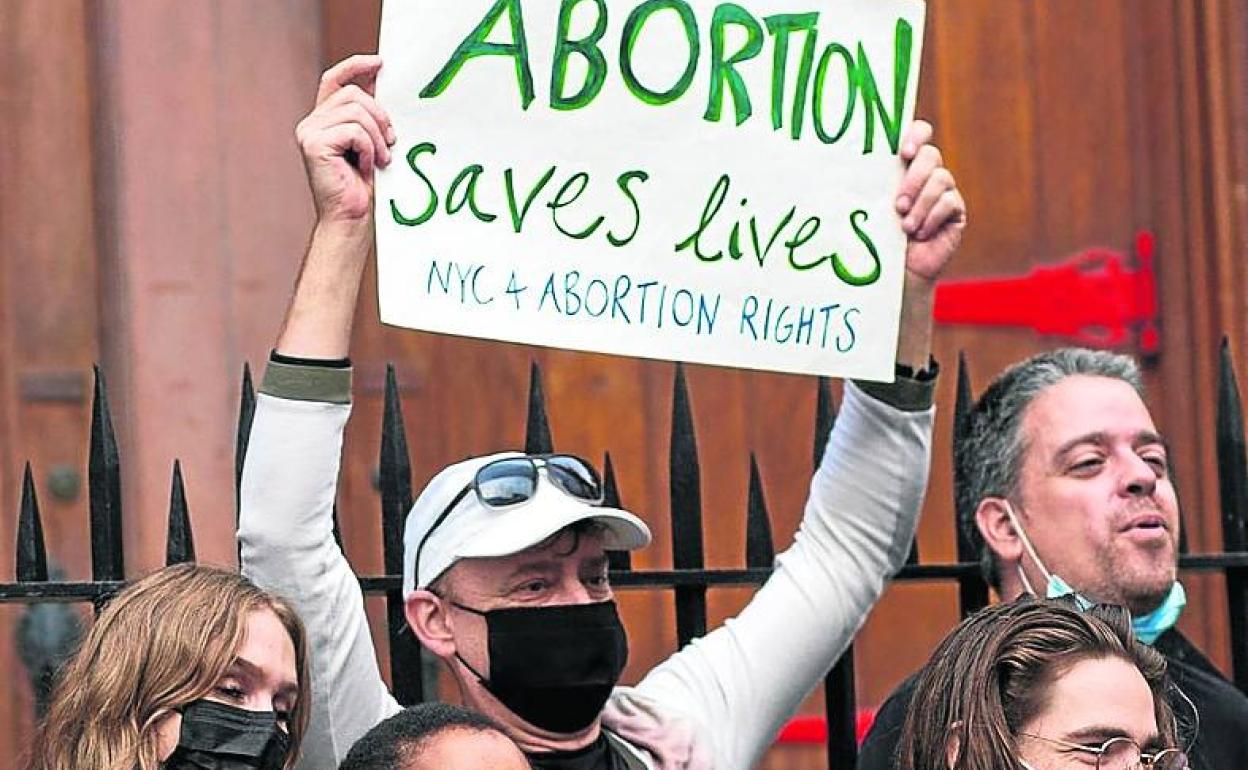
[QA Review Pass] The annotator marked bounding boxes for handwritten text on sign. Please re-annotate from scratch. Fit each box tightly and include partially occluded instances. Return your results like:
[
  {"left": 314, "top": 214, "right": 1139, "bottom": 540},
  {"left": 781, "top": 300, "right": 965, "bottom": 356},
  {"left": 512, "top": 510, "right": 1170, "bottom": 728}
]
[{"left": 376, "top": 0, "right": 926, "bottom": 380}]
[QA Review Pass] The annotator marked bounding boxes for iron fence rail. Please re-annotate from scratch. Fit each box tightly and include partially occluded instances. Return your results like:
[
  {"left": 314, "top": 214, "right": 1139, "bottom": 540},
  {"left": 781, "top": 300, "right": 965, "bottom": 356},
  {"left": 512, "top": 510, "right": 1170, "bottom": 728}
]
[{"left": 7, "top": 350, "right": 1248, "bottom": 769}]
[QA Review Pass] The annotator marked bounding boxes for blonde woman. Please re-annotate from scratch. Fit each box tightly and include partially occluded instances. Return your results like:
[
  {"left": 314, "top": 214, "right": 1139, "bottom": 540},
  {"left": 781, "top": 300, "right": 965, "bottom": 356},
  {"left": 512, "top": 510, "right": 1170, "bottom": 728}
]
[{"left": 24, "top": 563, "right": 309, "bottom": 770}]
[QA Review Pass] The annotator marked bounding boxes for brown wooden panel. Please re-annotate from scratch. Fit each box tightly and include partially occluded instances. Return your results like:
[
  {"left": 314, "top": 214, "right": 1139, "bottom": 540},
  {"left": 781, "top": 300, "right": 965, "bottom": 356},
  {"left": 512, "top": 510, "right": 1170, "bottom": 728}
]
[
  {"left": 90, "top": 0, "right": 321, "bottom": 571},
  {"left": 0, "top": 0, "right": 103, "bottom": 755}
]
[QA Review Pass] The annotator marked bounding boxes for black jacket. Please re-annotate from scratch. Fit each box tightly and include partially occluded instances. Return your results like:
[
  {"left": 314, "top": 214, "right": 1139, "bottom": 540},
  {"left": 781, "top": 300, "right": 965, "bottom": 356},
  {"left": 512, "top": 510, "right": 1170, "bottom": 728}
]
[{"left": 856, "top": 629, "right": 1248, "bottom": 770}]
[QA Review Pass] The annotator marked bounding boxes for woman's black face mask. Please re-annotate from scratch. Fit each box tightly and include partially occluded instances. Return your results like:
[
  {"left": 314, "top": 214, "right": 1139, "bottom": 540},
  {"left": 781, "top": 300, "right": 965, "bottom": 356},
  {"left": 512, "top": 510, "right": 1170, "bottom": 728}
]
[
  {"left": 162, "top": 699, "right": 290, "bottom": 770},
  {"left": 452, "top": 599, "right": 629, "bottom": 733}
]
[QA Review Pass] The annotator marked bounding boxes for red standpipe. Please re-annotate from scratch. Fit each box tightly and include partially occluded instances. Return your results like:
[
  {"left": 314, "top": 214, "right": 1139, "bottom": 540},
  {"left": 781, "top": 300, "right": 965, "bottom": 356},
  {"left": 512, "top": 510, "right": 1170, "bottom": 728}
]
[{"left": 932, "top": 232, "right": 1159, "bottom": 354}]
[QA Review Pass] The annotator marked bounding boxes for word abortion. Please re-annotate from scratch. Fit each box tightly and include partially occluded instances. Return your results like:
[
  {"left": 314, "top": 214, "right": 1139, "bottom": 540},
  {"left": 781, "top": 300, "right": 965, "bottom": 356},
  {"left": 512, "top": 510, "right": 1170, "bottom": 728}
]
[
  {"left": 422, "top": 0, "right": 915, "bottom": 152},
  {"left": 427, "top": 260, "right": 862, "bottom": 352}
]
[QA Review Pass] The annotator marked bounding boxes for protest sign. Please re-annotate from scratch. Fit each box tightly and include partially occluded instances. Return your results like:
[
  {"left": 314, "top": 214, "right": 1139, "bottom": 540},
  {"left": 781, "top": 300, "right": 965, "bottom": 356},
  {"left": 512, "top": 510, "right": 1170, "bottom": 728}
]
[{"left": 376, "top": 0, "right": 926, "bottom": 380}]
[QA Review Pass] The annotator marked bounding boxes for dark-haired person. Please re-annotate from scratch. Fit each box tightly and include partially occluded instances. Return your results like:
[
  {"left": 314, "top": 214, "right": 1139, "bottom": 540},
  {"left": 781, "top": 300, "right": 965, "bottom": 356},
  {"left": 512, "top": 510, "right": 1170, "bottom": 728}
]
[
  {"left": 896, "top": 597, "right": 1190, "bottom": 770},
  {"left": 25, "top": 564, "right": 309, "bottom": 770},
  {"left": 339, "top": 704, "right": 529, "bottom": 770},
  {"left": 238, "top": 55, "right": 966, "bottom": 770},
  {"left": 859, "top": 349, "right": 1248, "bottom": 770}
]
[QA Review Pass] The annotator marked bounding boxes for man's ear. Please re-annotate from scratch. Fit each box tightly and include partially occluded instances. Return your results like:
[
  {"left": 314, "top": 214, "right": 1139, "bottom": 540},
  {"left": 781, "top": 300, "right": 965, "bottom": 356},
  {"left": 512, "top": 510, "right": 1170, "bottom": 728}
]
[
  {"left": 975, "top": 497, "right": 1023, "bottom": 566},
  {"left": 405, "top": 590, "right": 456, "bottom": 658}
]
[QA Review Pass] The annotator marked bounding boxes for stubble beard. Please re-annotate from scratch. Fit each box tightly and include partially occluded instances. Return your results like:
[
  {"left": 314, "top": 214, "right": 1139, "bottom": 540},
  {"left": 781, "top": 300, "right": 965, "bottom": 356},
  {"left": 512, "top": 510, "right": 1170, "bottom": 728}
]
[{"left": 1099, "top": 535, "right": 1179, "bottom": 616}]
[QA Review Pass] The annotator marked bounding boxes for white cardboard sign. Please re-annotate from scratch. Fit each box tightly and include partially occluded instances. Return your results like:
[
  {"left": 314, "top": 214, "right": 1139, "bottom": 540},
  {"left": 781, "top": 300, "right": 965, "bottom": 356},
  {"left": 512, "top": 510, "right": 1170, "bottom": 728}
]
[{"left": 376, "top": 0, "right": 926, "bottom": 380}]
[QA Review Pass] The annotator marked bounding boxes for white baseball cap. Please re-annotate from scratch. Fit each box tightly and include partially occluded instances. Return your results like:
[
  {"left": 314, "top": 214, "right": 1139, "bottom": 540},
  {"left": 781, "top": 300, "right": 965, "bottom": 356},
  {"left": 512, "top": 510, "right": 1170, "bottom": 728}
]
[{"left": 402, "top": 451, "right": 652, "bottom": 595}]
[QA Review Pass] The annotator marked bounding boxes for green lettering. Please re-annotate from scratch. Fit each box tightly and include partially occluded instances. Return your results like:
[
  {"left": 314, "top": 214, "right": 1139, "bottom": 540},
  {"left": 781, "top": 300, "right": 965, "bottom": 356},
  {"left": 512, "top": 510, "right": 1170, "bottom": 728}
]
[
  {"left": 785, "top": 216, "right": 829, "bottom": 270},
  {"left": 834, "top": 209, "right": 881, "bottom": 285},
  {"left": 546, "top": 172, "right": 605, "bottom": 239},
  {"left": 855, "top": 18, "right": 913, "bottom": 153},
  {"left": 608, "top": 170, "right": 649, "bottom": 247},
  {"left": 620, "top": 0, "right": 700, "bottom": 105},
  {"left": 763, "top": 13, "right": 819, "bottom": 137},
  {"left": 551, "top": 0, "right": 609, "bottom": 110},
  {"left": 504, "top": 166, "right": 557, "bottom": 232},
  {"left": 390, "top": 142, "right": 439, "bottom": 227},
  {"left": 446, "top": 165, "right": 497, "bottom": 223},
  {"left": 675, "top": 174, "right": 729, "bottom": 261},
  {"left": 704, "top": 4, "right": 764, "bottom": 126},
  {"left": 812, "top": 43, "right": 856, "bottom": 145},
  {"left": 419, "top": 0, "right": 535, "bottom": 110}
]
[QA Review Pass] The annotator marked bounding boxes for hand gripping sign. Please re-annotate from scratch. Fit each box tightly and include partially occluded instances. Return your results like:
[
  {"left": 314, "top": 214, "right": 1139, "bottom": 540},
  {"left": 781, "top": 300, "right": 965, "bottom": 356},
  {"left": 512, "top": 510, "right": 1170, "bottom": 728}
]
[{"left": 376, "top": 0, "right": 926, "bottom": 381}]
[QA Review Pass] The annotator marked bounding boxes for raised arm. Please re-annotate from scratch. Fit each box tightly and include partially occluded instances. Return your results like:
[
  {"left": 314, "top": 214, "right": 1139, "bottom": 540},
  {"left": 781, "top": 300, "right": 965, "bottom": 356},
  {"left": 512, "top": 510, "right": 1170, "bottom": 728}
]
[
  {"left": 238, "top": 55, "right": 402, "bottom": 770},
  {"left": 278, "top": 53, "right": 393, "bottom": 359},
  {"left": 895, "top": 119, "right": 966, "bottom": 371},
  {"left": 612, "top": 122, "right": 965, "bottom": 770}
]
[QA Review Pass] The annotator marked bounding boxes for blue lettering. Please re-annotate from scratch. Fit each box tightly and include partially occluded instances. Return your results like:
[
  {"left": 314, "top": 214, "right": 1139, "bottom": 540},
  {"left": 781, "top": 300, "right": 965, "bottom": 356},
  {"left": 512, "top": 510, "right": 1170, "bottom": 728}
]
[
  {"left": 774, "top": 305, "right": 793, "bottom": 343},
  {"left": 612, "top": 275, "right": 633, "bottom": 323},
  {"left": 539, "top": 273, "right": 562, "bottom": 313},
  {"left": 795, "top": 305, "right": 815, "bottom": 345},
  {"left": 740, "top": 294, "right": 760, "bottom": 338},
  {"left": 585, "top": 278, "right": 609, "bottom": 317},
  {"left": 427, "top": 260, "right": 453, "bottom": 295},
  {"left": 672, "top": 289, "right": 696, "bottom": 327},
  {"left": 697, "top": 293, "right": 721, "bottom": 335},
  {"left": 837, "top": 307, "right": 859, "bottom": 352},
  {"left": 564, "top": 270, "right": 582, "bottom": 315}
]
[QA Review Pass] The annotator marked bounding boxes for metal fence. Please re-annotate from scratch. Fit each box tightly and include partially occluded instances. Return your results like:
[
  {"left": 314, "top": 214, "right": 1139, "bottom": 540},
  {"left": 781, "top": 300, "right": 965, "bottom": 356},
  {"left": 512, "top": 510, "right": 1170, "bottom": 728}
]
[{"left": 6, "top": 350, "right": 1248, "bottom": 767}]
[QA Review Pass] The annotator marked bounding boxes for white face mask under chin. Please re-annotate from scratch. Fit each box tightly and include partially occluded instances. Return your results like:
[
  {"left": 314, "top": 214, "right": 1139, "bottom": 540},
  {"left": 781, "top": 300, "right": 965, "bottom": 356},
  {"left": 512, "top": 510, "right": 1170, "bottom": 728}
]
[{"left": 1005, "top": 501, "right": 1057, "bottom": 593}]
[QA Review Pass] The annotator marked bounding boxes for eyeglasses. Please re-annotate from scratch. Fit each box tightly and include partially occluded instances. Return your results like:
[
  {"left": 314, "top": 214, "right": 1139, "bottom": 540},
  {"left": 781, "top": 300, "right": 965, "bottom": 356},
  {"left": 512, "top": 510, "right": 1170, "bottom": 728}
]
[
  {"left": 1019, "top": 733, "right": 1188, "bottom": 770},
  {"left": 413, "top": 454, "right": 605, "bottom": 585}
]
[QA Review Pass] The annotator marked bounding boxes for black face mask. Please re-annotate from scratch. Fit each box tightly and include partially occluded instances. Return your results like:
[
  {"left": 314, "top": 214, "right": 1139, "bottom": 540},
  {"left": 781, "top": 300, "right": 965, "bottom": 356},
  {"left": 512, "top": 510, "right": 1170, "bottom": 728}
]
[
  {"left": 163, "top": 700, "right": 290, "bottom": 770},
  {"left": 453, "top": 599, "right": 628, "bottom": 733}
]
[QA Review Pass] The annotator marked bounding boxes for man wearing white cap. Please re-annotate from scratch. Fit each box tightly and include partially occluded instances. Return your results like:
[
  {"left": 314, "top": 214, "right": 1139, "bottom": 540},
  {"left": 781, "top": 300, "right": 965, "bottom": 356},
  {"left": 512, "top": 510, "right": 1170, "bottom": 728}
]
[{"left": 239, "top": 55, "right": 966, "bottom": 770}]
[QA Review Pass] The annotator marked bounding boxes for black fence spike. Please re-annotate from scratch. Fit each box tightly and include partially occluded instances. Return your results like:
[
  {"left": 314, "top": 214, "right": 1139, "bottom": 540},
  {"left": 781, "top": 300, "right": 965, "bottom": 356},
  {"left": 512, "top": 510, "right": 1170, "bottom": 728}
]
[
  {"left": 952, "top": 351, "right": 975, "bottom": 559},
  {"left": 1215, "top": 339, "right": 1248, "bottom": 691},
  {"left": 525, "top": 361, "right": 554, "bottom": 454},
  {"left": 669, "top": 364, "right": 707, "bottom": 646},
  {"left": 380, "top": 364, "right": 423, "bottom": 705},
  {"left": 18, "top": 463, "right": 49, "bottom": 582},
  {"left": 813, "top": 376, "right": 837, "bottom": 470},
  {"left": 380, "top": 364, "right": 414, "bottom": 574},
  {"left": 953, "top": 352, "right": 989, "bottom": 616},
  {"left": 235, "top": 362, "right": 256, "bottom": 519},
  {"left": 824, "top": 649, "right": 858, "bottom": 769},
  {"left": 88, "top": 365, "right": 124, "bottom": 581},
  {"left": 603, "top": 453, "right": 632, "bottom": 572},
  {"left": 165, "top": 460, "right": 195, "bottom": 566},
  {"left": 745, "top": 454, "right": 775, "bottom": 569}
]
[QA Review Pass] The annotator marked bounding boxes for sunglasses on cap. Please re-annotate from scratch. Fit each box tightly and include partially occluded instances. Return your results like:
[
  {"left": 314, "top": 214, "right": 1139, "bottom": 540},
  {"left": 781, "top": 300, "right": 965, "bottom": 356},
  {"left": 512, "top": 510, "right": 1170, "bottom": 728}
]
[{"left": 413, "top": 454, "right": 605, "bottom": 586}]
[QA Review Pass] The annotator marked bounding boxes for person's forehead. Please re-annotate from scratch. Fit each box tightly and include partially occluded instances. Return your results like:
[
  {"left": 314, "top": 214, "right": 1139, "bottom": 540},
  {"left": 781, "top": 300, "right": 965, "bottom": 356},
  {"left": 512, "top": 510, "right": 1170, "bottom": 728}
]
[
  {"left": 1021, "top": 375, "right": 1156, "bottom": 451},
  {"left": 235, "top": 608, "right": 298, "bottom": 687},
  {"left": 451, "top": 529, "right": 608, "bottom": 582},
  {"left": 1025, "top": 656, "right": 1159, "bottom": 743},
  {"left": 408, "top": 728, "right": 530, "bottom": 770}
]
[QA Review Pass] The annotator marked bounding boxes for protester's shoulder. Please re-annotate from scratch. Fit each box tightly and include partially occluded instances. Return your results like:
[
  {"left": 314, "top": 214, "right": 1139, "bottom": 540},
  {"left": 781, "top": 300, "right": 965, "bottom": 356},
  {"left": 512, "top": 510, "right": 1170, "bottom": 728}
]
[
  {"left": 603, "top": 730, "right": 654, "bottom": 770},
  {"left": 1164, "top": 648, "right": 1248, "bottom": 713},
  {"left": 856, "top": 672, "right": 920, "bottom": 770},
  {"left": 261, "top": 354, "right": 352, "bottom": 405},
  {"left": 1159, "top": 633, "right": 1248, "bottom": 746}
]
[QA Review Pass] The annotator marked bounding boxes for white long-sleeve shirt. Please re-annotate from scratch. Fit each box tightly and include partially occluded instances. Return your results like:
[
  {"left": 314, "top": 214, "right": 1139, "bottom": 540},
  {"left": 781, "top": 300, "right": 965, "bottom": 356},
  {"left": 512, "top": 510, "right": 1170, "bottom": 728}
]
[{"left": 239, "top": 363, "right": 933, "bottom": 770}]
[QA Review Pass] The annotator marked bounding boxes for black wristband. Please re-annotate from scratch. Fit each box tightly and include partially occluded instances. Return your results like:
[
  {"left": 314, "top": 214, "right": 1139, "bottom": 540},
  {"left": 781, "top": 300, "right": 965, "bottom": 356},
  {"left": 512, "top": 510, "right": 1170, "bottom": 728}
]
[
  {"left": 896, "top": 356, "right": 939, "bottom": 382},
  {"left": 269, "top": 349, "right": 352, "bottom": 369}
]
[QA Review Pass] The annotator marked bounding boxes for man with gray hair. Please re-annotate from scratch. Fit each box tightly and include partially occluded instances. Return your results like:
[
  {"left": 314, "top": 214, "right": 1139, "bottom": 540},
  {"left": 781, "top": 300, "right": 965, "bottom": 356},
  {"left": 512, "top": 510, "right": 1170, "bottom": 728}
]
[{"left": 857, "top": 347, "right": 1248, "bottom": 770}]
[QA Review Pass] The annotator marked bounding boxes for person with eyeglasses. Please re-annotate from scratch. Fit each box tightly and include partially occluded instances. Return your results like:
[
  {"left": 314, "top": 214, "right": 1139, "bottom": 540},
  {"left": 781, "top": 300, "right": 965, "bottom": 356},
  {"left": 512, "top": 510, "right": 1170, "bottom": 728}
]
[
  {"left": 237, "top": 54, "right": 966, "bottom": 770},
  {"left": 896, "top": 597, "right": 1192, "bottom": 770}
]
